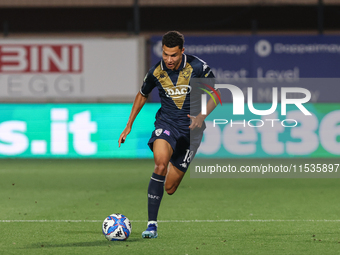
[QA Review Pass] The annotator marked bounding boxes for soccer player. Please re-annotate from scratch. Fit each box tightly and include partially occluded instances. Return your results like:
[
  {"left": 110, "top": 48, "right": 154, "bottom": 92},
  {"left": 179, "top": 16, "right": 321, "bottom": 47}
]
[{"left": 118, "top": 31, "right": 220, "bottom": 238}]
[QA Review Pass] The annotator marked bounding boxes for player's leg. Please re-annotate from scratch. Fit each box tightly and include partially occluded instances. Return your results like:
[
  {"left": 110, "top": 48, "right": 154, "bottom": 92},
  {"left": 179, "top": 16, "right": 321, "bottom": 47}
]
[
  {"left": 143, "top": 139, "right": 173, "bottom": 239},
  {"left": 153, "top": 139, "right": 173, "bottom": 176},
  {"left": 165, "top": 135, "right": 201, "bottom": 195},
  {"left": 164, "top": 162, "right": 185, "bottom": 195}
]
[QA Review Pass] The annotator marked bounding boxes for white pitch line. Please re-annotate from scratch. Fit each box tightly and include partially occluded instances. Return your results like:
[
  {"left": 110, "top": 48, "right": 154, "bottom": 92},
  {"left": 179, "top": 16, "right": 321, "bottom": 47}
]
[{"left": 1, "top": 219, "right": 340, "bottom": 223}]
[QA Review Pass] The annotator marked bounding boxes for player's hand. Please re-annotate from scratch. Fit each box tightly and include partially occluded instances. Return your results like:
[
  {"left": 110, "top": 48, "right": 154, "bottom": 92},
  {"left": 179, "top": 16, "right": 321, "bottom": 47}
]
[
  {"left": 118, "top": 126, "right": 131, "bottom": 147},
  {"left": 188, "top": 114, "right": 204, "bottom": 130}
]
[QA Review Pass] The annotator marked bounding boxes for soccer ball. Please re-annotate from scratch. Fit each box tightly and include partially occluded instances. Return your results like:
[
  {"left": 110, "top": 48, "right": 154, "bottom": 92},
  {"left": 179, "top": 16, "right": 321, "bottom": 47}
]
[{"left": 102, "top": 214, "right": 132, "bottom": 241}]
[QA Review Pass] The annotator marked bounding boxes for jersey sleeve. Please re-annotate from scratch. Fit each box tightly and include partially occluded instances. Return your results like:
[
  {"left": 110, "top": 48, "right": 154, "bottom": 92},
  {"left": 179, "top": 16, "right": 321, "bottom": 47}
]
[
  {"left": 192, "top": 56, "right": 215, "bottom": 78},
  {"left": 196, "top": 58, "right": 217, "bottom": 92},
  {"left": 201, "top": 62, "right": 215, "bottom": 78},
  {"left": 140, "top": 69, "right": 156, "bottom": 97}
]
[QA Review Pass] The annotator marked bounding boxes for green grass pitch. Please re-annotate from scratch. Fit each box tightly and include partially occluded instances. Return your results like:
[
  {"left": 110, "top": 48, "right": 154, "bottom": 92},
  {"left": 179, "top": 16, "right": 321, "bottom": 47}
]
[{"left": 1, "top": 158, "right": 340, "bottom": 254}]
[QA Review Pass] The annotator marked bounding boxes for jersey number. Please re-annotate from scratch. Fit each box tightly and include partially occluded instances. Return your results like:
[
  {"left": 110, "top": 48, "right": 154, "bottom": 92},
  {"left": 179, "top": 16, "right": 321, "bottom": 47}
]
[{"left": 183, "top": 149, "right": 194, "bottom": 163}]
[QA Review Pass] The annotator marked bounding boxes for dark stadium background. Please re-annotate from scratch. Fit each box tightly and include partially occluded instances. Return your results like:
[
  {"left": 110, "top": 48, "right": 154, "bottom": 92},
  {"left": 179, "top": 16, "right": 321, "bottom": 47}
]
[
  {"left": 0, "top": 2, "right": 339, "bottom": 35},
  {"left": 1, "top": 2, "right": 340, "bottom": 254}
]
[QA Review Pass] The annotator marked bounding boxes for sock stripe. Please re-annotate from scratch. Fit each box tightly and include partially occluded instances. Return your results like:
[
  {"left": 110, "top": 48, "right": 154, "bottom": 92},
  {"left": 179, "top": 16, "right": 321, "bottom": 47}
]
[{"left": 150, "top": 177, "right": 165, "bottom": 183}]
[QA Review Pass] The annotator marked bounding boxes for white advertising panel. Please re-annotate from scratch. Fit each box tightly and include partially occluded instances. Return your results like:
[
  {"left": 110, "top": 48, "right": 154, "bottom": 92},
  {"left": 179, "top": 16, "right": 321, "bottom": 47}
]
[{"left": 0, "top": 37, "right": 145, "bottom": 101}]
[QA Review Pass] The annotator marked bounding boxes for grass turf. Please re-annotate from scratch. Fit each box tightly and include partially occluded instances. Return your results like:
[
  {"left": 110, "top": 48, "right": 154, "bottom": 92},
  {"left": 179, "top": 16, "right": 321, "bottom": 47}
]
[{"left": 0, "top": 158, "right": 340, "bottom": 254}]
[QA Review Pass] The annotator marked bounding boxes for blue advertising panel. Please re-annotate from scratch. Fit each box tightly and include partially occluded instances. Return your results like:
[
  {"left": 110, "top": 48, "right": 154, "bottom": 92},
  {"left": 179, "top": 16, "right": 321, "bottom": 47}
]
[
  {"left": 252, "top": 36, "right": 340, "bottom": 79},
  {"left": 149, "top": 35, "right": 340, "bottom": 102}
]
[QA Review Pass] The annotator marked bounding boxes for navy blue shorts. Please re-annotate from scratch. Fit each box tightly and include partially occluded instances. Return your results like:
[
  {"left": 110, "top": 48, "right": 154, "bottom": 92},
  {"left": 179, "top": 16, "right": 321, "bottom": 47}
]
[{"left": 148, "top": 119, "right": 204, "bottom": 172}]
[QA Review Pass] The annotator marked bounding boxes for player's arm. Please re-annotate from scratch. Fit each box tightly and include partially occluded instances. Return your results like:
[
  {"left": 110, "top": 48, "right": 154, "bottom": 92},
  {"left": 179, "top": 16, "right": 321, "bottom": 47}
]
[
  {"left": 188, "top": 89, "right": 221, "bottom": 130},
  {"left": 119, "top": 67, "right": 155, "bottom": 147},
  {"left": 188, "top": 60, "right": 220, "bottom": 129},
  {"left": 118, "top": 92, "right": 148, "bottom": 147}
]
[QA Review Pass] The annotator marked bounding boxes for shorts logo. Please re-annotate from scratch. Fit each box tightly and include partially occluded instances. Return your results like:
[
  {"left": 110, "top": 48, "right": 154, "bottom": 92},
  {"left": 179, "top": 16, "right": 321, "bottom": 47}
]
[
  {"left": 155, "top": 128, "right": 163, "bottom": 136},
  {"left": 180, "top": 162, "right": 188, "bottom": 168},
  {"left": 164, "top": 130, "right": 170, "bottom": 136}
]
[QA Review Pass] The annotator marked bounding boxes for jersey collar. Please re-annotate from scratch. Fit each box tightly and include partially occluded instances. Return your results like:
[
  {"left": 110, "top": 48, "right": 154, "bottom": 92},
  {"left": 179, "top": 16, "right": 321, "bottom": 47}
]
[{"left": 161, "top": 54, "right": 187, "bottom": 71}]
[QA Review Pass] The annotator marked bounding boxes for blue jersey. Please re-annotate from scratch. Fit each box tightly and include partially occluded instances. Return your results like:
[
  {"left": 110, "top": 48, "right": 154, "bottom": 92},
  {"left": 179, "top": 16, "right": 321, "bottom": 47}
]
[{"left": 140, "top": 54, "right": 215, "bottom": 131}]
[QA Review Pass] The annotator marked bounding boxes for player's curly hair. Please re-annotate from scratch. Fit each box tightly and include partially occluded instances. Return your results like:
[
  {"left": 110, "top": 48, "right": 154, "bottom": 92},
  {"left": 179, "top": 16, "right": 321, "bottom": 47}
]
[{"left": 162, "top": 31, "right": 184, "bottom": 49}]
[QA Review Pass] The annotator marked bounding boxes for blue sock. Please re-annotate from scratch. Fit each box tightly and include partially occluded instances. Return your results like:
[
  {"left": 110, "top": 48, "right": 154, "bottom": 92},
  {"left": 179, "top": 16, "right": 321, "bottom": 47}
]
[{"left": 147, "top": 173, "right": 165, "bottom": 222}]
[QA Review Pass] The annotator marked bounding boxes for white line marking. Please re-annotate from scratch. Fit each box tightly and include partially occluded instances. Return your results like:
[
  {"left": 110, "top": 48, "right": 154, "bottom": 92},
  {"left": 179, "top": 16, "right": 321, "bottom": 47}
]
[{"left": 1, "top": 219, "right": 340, "bottom": 223}]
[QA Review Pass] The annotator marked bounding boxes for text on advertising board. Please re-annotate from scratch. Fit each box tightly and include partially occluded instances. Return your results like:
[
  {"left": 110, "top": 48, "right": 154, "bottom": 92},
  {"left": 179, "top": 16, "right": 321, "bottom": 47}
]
[{"left": 0, "top": 44, "right": 82, "bottom": 73}]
